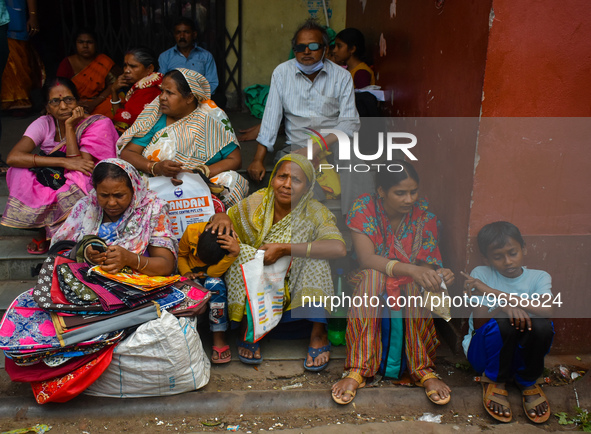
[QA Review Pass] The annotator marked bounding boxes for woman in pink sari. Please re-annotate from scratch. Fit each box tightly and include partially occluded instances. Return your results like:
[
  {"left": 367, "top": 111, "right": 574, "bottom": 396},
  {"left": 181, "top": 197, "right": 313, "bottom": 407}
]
[{"left": 1, "top": 77, "right": 118, "bottom": 253}]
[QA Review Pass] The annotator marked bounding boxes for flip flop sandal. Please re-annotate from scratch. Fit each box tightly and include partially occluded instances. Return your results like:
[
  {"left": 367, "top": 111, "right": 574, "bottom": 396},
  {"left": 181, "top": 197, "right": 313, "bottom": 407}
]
[
  {"left": 303, "top": 344, "right": 331, "bottom": 372},
  {"left": 237, "top": 340, "right": 263, "bottom": 365},
  {"left": 481, "top": 379, "right": 512, "bottom": 423},
  {"left": 417, "top": 373, "right": 451, "bottom": 406},
  {"left": 27, "top": 238, "right": 49, "bottom": 255},
  {"left": 521, "top": 383, "right": 550, "bottom": 424},
  {"left": 211, "top": 345, "right": 231, "bottom": 364},
  {"left": 332, "top": 371, "right": 366, "bottom": 405}
]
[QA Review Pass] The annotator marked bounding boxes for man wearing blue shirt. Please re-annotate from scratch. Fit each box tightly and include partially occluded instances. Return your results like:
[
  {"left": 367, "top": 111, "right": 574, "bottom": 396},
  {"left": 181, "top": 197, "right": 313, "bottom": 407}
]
[{"left": 158, "top": 17, "right": 219, "bottom": 94}]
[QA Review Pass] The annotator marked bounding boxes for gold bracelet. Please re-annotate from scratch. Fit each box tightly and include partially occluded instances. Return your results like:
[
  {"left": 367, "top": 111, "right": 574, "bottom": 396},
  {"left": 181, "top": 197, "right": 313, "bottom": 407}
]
[
  {"left": 136, "top": 254, "right": 141, "bottom": 270},
  {"left": 386, "top": 260, "right": 399, "bottom": 277},
  {"left": 305, "top": 242, "right": 312, "bottom": 258},
  {"left": 139, "top": 257, "right": 149, "bottom": 272},
  {"left": 150, "top": 161, "right": 157, "bottom": 176}
]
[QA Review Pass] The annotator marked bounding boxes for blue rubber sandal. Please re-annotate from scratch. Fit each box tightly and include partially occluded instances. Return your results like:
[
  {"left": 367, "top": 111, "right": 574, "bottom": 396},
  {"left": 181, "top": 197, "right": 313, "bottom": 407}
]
[
  {"left": 303, "top": 344, "right": 331, "bottom": 372},
  {"left": 237, "top": 340, "right": 263, "bottom": 365}
]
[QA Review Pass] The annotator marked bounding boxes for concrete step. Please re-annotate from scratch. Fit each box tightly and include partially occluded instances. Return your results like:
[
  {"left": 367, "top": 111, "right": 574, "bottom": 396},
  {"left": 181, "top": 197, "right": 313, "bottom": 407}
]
[
  {"left": 0, "top": 225, "right": 36, "bottom": 237},
  {"left": 0, "top": 178, "right": 7, "bottom": 197},
  {"left": 0, "top": 236, "right": 47, "bottom": 280},
  {"left": 0, "top": 279, "right": 35, "bottom": 314}
]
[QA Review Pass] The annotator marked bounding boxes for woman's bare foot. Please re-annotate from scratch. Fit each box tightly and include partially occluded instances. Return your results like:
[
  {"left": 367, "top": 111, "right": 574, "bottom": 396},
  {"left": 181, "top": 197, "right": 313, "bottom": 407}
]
[
  {"left": 306, "top": 322, "right": 330, "bottom": 368},
  {"left": 211, "top": 331, "right": 231, "bottom": 361},
  {"left": 332, "top": 377, "right": 361, "bottom": 404},
  {"left": 423, "top": 377, "right": 452, "bottom": 404},
  {"left": 238, "top": 319, "right": 261, "bottom": 361}
]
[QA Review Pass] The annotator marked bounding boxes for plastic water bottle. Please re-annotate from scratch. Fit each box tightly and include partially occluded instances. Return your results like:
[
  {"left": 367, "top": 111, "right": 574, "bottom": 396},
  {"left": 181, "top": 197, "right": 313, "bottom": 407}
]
[{"left": 328, "top": 268, "right": 347, "bottom": 346}]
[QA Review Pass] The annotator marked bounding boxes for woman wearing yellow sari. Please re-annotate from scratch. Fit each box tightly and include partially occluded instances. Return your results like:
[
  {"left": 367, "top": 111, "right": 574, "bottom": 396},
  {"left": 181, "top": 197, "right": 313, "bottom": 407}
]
[{"left": 208, "top": 154, "right": 347, "bottom": 369}]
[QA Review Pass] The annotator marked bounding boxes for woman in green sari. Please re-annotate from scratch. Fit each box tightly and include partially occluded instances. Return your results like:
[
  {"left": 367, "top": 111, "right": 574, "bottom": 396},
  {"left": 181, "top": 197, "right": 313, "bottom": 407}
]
[{"left": 208, "top": 154, "right": 346, "bottom": 369}]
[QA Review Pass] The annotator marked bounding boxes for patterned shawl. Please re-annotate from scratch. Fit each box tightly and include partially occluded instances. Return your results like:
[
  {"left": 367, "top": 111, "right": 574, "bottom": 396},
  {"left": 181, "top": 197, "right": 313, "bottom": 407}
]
[
  {"left": 125, "top": 71, "right": 163, "bottom": 101},
  {"left": 51, "top": 158, "right": 176, "bottom": 256},
  {"left": 226, "top": 154, "right": 344, "bottom": 321},
  {"left": 116, "top": 68, "right": 238, "bottom": 170},
  {"left": 347, "top": 195, "right": 442, "bottom": 267}
]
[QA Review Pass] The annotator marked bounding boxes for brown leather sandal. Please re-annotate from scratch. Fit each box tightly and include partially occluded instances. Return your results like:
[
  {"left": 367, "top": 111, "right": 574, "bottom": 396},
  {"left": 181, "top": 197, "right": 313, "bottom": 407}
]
[
  {"left": 481, "top": 376, "right": 512, "bottom": 423},
  {"left": 521, "top": 382, "right": 550, "bottom": 424}
]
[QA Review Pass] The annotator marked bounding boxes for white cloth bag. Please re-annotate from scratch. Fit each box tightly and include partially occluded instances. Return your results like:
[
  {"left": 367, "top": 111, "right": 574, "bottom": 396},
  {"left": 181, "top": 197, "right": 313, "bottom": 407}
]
[{"left": 85, "top": 310, "right": 210, "bottom": 398}]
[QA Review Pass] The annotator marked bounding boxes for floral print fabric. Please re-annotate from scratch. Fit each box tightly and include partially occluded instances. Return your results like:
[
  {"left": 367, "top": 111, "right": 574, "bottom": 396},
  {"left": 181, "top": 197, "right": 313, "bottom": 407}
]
[
  {"left": 51, "top": 158, "right": 177, "bottom": 256},
  {"left": 347, "top": 195, "right": 442, "bottom": 267}
]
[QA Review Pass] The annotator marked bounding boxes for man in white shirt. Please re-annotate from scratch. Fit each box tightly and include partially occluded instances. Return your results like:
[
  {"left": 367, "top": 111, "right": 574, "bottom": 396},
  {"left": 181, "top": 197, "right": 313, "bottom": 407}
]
[{"left": 247, "top": 20, "right": 359, "bottom": 191}]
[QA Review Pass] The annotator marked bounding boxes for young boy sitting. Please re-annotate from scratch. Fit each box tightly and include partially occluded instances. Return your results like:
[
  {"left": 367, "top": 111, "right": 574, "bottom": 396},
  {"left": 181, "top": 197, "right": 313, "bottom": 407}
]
[
  {"left": 461, "top": 221, "right": 554, "bottom": 424},
  {"left": 178, "top": 222, "right": 240, "bottom": 364}
]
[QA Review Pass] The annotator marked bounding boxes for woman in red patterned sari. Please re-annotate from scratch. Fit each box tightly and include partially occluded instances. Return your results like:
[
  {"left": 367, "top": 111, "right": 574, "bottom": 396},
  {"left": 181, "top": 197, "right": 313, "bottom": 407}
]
[
  {"left": 110, "top": 47, "right": 163, "bottom": 134},
  {"left": 332, "top": 160, "right": 455, "bottom": 406}
]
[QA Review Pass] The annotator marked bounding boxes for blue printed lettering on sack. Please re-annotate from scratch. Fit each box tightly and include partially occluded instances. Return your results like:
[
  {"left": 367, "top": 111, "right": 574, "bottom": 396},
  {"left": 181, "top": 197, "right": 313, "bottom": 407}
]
[{"left": 169, "top": 376, "right": 176, "bottom": 389}]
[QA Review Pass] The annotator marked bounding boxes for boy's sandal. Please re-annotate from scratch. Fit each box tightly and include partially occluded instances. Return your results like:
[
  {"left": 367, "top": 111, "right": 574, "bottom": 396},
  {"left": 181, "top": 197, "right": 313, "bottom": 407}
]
[
  {"left": 481, "top": 376, "right": 512, "bottom": 423},
  {"left": 303, "top": 343, "right": 331, "bottom": 372},
  {"left": 521, "top": 382, "right": 550, "bottom": 424},
  {"left": 211, "top": 345, "right": 232, "bottom": 364},
  {"left": 237, "top": 340, "right": 263, "bottom": 365},
  {"left": 332, "top": 371, "right": 366, "bottom": 405},
  {"left": 416, "top": 372, "right": 451, "bottom": 406},
  {"left": 27, "top": 238, "right": 49, "bottom": 255}
]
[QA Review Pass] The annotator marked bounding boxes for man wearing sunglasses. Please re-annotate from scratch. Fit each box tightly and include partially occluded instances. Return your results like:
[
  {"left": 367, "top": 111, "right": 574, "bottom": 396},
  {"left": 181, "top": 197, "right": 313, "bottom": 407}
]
[{"left": 247, "top": 19, "right": 359, "bottom": 192}]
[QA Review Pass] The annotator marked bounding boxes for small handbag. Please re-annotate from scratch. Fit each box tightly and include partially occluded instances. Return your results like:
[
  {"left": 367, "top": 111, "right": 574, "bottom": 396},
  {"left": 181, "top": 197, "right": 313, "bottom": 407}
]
[{"left": 29, "top": 150, "right": 67, "bottom": 190}]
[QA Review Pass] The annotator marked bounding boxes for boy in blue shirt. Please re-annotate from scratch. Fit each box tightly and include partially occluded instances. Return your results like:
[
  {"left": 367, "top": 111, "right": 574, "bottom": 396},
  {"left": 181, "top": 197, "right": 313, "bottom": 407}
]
[{"left": 461, "top": 221, "right": 554, "bottom": 424}]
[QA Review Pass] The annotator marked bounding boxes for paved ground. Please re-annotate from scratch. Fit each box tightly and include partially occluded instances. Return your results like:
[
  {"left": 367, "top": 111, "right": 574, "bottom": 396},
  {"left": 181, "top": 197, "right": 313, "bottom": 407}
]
[{"left": 0, "top": 326, "right": 589, "bottom": 432}]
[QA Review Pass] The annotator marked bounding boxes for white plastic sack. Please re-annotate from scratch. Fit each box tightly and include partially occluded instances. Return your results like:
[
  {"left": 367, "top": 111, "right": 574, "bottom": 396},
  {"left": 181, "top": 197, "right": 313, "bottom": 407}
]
[
  {"left": 85, "top": 310, "right": 210, "bottom": 398},
  {"left": 243, "top": 250, "right": 291, "bottom": 343},
  {"left": 210, "top": 170, "right": 239, "bottom": 201},
  {"left": 149, "top": 172, "right": 215, "bottom": 239},
  {"left": 143, "top": 130, "right": 177, "bottom": 162}
]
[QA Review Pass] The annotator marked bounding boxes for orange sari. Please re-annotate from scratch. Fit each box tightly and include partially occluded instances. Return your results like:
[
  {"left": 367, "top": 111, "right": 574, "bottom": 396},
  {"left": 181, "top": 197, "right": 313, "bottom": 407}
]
[{"left": 71, "top": 54, "right": 115, "bottom": 118}]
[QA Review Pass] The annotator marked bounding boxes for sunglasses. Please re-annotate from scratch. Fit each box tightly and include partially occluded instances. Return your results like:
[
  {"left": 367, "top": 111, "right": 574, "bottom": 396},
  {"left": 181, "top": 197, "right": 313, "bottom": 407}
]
[{"left": 293, "top": 42, "right": 324, "bottom": 53}]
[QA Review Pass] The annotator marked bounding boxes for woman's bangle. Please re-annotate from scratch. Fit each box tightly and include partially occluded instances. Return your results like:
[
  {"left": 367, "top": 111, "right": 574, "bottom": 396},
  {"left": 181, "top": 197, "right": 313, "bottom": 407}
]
[
  {"left": 386, "top": 260, "right": 400, "bottom": 277},
  {"left": 110, "top": 98, "right": 121, "bottom": 105},
  {"left": 33, "top": 154, "right": 37, "bottom": 167},
  {"left": 150, "top": 161, "right": 158, "bottom": 176},
  {"left": 66, "top": 154, "right": 81, "bottom": 158},
  {"left": 136, "top": 254, "right": 141, "bottom": 270},
  {"left": 139, "top": 257, "right": 149, "bottom": 272},
  {"left": 305, "top": 242, "right": 312, "bottom": 258}
]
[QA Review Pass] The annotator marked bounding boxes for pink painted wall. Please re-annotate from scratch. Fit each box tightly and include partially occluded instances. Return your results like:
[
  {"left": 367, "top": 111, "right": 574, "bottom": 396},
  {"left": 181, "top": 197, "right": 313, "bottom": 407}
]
[
  {"left": 470, "top": 0, "right": 591, "bottom": 352},
  {"left": 347, "top": 0, "right": 591, "bottom": 353}
]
